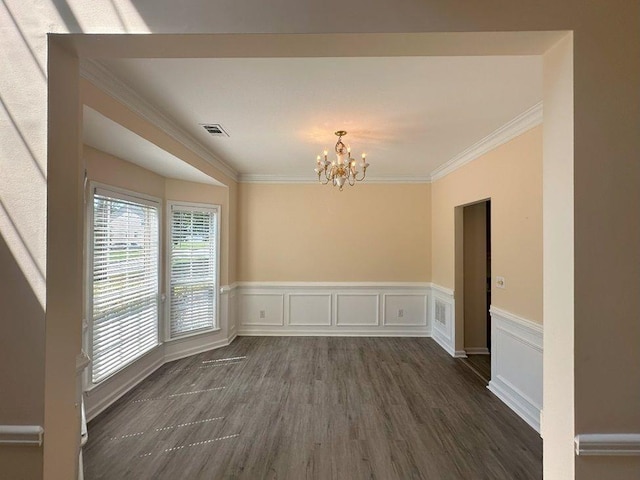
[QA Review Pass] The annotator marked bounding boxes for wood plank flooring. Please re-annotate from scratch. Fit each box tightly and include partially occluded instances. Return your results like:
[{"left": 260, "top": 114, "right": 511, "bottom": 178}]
[
  {"left": 460, "top": 354, "right": 492, "bottom": 383},
  {"left": 84, "top": 337, "right": 541, "bottom": 479}
]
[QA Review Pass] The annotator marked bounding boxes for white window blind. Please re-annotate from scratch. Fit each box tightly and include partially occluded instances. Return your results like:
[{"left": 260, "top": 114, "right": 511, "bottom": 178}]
[
  {"left": 169, "top": 204, "right": 218, "bottom": 338},
  {"left": 91, "top": 188, "right": 160, "bottom": 383}
]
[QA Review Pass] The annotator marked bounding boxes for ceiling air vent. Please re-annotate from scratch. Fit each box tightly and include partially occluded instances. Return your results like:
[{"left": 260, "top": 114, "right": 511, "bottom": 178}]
[{"left": 200, "top": 124, "right": 229, "bottom": 137}]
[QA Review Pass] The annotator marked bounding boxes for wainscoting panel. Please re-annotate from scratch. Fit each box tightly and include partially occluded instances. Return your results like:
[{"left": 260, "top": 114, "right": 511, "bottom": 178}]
[
  {"left": 236, "top": 283, "right": 431, "bottom": 336},
  {"left": 238, "top": 293, "right": 284, "bottom": 326},
  {"left": 383, "top": 294, "right": 428, "bottom": 327},
  {"left": 430, "top": 285, "right": 457, "bottom": 356},
  {"left": 288, "top": 293, "right": 332, "bottom": 326},
  {"left": 336, "top": 293, "right": 379, "bottom": 326},
  {"left": 226, "top": 288, "right": 238, "bottom": 338},
  {"left": 488, "top": 306, "right": 543, "bottom": 433}
]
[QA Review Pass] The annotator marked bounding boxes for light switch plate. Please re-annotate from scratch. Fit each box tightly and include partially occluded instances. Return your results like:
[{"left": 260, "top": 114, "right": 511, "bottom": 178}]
[{"left": 496, "top": 276, "right": 506, "bottom": 289}]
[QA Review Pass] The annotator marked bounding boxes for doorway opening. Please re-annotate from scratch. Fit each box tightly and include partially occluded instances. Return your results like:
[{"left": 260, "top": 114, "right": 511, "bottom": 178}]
[{"left": 461, "top": 199, "right": 491, "bottom": 383}]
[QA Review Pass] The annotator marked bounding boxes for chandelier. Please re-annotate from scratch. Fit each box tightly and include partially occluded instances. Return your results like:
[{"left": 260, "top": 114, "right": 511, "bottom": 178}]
[{"left": 314, "top": 131, "right": 369, "bottom": 190}]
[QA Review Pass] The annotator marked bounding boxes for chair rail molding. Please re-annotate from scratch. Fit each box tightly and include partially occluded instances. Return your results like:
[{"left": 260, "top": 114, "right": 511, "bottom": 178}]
[
  {"left": 0, "top": 425, "right": 44, "bottom": 446},
  {"left": 575, "top": 434, "right": 640, "bottom": 456}
]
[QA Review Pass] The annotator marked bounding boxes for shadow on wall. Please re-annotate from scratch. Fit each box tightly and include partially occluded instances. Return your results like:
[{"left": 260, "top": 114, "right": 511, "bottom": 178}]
[{"left": 0, "top": 231, "right": 45, "bottom": 427}]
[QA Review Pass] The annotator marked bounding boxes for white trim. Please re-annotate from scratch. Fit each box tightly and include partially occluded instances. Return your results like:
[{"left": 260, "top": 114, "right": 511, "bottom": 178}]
[
  {"left": 236, "top": 281, "right": 431, "bottom": 290},
  {"left": 465, "top": 347, "right": 490, "bottom": 355},
  {"left": 80, "top": 59, "right": 238, "bottom": 182},
  {"left": 164, "top": 336, "right": 230, "bottom": 363},
  {"left": 164, "top": 328, "right": 222, "bottom": 343},
  {"left": 76, "top": 350, "right": 91, "bottom": 374},
  {"left": 220, "top": 283, "right": 239, "bottom": 294},
  {"left": 429, "top": 283, "right": 455, "bottom": 297},
  {"left": 238, "top": 327, "right": 431, "bottom": 337},
  {"left": 239, "top": 174, "right": 431, "bottom": 184},
  {"left": 487, "top": 306, "right": 543, "bottom": 433},
  {"left": 430, "top": 102, "right": 543, "bottom": 181},
  {"left": 0, "top": 426, "right": 44, "bottom": 446},
  {"left": 489, "top": 306, "right": 543, "bottom": 334},
  {"left": 575, "top": 434, "right": 640, "bottom": 456},
  {"left": 431, "top": 335, "right": 467, "bottom": 358}
]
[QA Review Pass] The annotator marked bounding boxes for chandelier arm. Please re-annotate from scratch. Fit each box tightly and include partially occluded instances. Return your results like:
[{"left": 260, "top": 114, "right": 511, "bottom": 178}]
[
  {"left": 354, "top": 169, "right": 367, "bottom": 182},
  {"left": 320, "top": 169, "right": 331, "bottom": 185}
]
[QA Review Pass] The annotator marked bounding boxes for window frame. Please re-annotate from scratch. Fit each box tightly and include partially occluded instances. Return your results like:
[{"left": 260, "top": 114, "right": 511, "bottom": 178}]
[
  {"left": 85, "top": 182, "right": 163, "bottom": 386},
  {"left": 165, "top": 200, "right": 221, "bottom": 341}
]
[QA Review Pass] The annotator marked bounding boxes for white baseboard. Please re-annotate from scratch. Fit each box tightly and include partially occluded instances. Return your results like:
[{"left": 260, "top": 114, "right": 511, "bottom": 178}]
[
  {"left": 488, "top": 306, "right": 543, "bottom": 433},
  {"left": 431, "top": 332, "right": 467, "bottom": 357},
  {"left": 575, "top": 434, "right": 640, "bottom": 456},
  {"left": 0, "top": 425, "right": 44, "bottom": 446}
]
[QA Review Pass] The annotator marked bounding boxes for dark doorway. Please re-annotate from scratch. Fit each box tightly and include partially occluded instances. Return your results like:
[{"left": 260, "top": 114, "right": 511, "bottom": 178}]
[{"left": 462, "top": 200, "right": 491, "bottom": 383}]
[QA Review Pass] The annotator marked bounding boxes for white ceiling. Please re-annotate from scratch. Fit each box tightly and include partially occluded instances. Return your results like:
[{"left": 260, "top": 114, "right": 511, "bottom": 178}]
[
  {"left": 83, "top": 106, "right": 222, "bottom": 185},
  {"left": 95, "top": 55, "right": 542, "bottom": 180}
]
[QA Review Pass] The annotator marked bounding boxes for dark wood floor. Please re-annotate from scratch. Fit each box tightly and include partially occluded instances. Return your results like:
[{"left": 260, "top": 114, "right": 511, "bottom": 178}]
[
  {"left": 84, "top": 337, "right": 541, "bottom": 479},
  {"left": 460, "top": 354, "right": 492, "bottom": 383}
]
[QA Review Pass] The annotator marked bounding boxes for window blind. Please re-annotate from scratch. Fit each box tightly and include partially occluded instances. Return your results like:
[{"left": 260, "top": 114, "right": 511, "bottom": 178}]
[
  {"left": 169, "top": 205, "right": 218, "bottom": 338},
  {"left": 91, "top": 189, "right": 159, "bottom": 383}
]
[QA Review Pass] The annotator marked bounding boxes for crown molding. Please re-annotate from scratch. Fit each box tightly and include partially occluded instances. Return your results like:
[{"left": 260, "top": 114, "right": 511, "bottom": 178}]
[
  {"left": 238, "top": 174, "right": 431, "bottom": 184},
  {"left": 429, "top": 102, "right": 543, "bottom": 182},
  {"left": 80, "top": 59, "right": 239, "bottom": 182},
  {"left": 79, "top": 58, "right": 540, "bottom": 185}
]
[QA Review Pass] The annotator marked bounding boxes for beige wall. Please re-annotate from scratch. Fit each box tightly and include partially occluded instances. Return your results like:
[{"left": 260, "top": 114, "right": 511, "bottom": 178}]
[
  {"left": 238, "top": 183, "right": 430, "bottom": 282},
  {"left": 432, "top": 126, "right": 543, "bottom": 324},
  {"left": 85, "top": 145, "right": 165, "bottom": 197},
  {"left": 463, "top": 201, "right": 488, "bottom": 350}
]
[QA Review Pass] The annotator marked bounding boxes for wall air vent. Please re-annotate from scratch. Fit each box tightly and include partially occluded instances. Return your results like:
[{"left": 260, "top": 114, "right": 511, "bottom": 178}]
[{"left": 200, "top": 124, "right": 229, "bottom": 137}]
